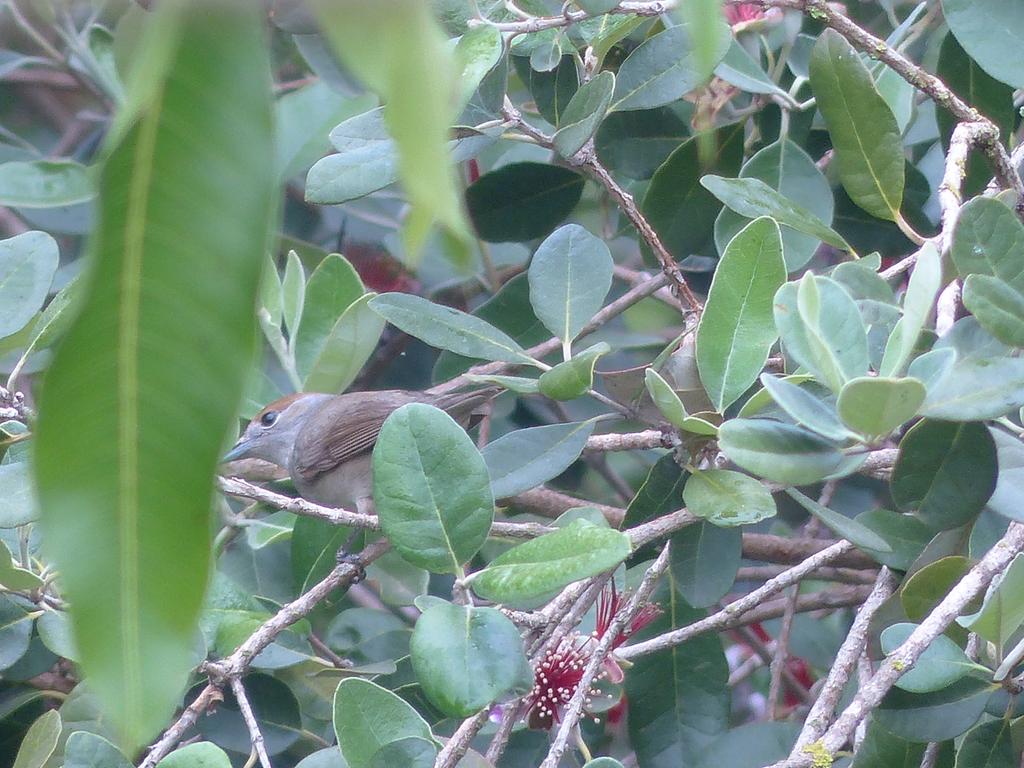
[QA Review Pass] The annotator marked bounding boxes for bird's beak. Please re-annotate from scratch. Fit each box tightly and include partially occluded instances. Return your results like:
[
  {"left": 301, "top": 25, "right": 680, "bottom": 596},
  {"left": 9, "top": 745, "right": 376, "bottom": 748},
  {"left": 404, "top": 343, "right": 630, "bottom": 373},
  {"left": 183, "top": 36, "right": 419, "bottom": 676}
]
[{"left": 222, "top": 438, "right": 252, "bottom": 463}]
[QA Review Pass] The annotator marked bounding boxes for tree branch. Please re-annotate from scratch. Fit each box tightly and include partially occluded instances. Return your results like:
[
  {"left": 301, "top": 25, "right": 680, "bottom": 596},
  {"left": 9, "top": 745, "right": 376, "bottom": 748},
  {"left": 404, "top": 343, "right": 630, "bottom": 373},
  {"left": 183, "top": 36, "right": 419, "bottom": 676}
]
[{"left": 230, "top": 678, "right": 273, "bottom": 768}]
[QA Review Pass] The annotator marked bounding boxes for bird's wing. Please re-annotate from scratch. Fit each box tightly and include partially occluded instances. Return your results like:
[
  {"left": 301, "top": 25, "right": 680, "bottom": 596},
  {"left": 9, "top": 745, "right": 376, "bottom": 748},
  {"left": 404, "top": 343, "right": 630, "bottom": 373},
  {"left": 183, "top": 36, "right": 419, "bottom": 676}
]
[
  {"left": 291, "top": 387, "right": 501, "bottom": 481},
  {"left": 292, "top": 391, "right": 418, "bottom": 480}
]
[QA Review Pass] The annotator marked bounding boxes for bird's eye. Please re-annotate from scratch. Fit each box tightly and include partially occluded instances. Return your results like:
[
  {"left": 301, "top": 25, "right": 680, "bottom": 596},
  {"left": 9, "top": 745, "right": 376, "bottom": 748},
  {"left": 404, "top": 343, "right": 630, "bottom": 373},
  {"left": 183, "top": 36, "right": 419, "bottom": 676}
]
[{"left": 260, "top": 410, "right": 279, "bottom": 427}]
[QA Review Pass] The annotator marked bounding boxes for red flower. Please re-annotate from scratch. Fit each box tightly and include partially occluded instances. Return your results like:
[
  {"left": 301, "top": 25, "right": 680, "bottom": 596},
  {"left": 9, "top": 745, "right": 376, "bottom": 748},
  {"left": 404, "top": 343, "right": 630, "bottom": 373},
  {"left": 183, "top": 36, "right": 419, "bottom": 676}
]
[
  {"left": 725, "top": 2, "right": 764, "bottom": 25},
  {"left": 524, "top": 582, "right": 661, "bottom": 729}
]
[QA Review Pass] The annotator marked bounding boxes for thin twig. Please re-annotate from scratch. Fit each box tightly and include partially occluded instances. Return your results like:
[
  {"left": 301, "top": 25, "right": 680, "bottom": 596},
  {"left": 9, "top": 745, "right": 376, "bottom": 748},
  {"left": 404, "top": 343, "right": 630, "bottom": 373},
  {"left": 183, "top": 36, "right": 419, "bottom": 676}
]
[
  {"left": 230, "top": 678, "right": 273, "bottom": 768},
  {"left": 773, "top": 523, "right": 1024, "bottom": 767},
  {"left": 618, "top": 541, "right": 855, "bottom": 660},
  {"left": 433, "top": 710, "right": 490, "bottom": 768}
]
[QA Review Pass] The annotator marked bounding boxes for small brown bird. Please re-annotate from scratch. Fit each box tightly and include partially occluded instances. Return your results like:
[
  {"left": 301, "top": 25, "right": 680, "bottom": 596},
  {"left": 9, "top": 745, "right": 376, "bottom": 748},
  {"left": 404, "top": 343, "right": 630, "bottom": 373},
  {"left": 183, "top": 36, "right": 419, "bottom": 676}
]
[{"left": 223, "top": 388, "right": 497, "bottom": 513}]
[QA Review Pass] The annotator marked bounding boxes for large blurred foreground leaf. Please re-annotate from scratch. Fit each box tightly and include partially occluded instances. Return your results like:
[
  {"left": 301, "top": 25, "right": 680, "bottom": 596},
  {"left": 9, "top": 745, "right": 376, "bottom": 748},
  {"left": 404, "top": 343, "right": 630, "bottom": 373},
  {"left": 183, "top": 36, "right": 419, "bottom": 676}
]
[{"left": 33, "top": 3, "right": 276, "bottom": 751}]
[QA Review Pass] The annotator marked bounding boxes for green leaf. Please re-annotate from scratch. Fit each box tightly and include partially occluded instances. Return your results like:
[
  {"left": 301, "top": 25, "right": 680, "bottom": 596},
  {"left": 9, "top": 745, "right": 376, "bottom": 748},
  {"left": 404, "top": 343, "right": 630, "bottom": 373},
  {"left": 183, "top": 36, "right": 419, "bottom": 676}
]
[
  {"left": 538, "top": 343, "right": 609, "bottom": 400},
  {"left": 370, "top": 293, "right": 536, "bottom": 365},
  {"left": 881, "top": 623, "right": 982, "bottom": 694},
  {"left": 528, "top": 224, "right": 613, "bottom": 344},
  {"left": 786, "top": 489, "right": 892, "bottom": 552},
  {"left": 553, "top": 71, "right": 616, "bottom": 157},
  {"left": 643, "top": 125, "right": 744, "bottom": 262},
  {"left": 683, "top": 469, "right": 776, "bottom": 527},
  {"left": 936, "top": 34, "right": 1014, "bottom": 197},
  {"left": 305, "top": 108, "right": 395, "bottom": 204},
  {"left": 12, "top": 710, "right": 60, "bottom": 768},
  {"left": 466, "top": 162, "right": 584, "bottom": 243},
  {"left": 575, "top": 0, "right": 622, "bottom": 12},
  {"left": 0, "top": 540, "right": 42, "bottom": 591},
  {"left": 469, "top": 519, "right": 631, "bottom": 604},
  {"left": 33, "top": 3, "right": 275, "bottom": 751},
  {"left": 623, "top": 454, "right": 689, "bottom": 530},
  {"left": 373, "top": 404, "right": 494, "bottom": 574},
  {"left": 987, "top": 427, "right": 1024, "bottom": 523},
  {"left": 310, "top": 0, "right": 469, "bottom": 253},
  {"left": 951, "top": 197, "right": 1024, "bottom": 290},
  {"left": 713, "top": 139, "right": 836, "bottom": 270},
  {"left": 697, "top": 217, "right": 786, "bottom": 411},
  {"left": 585, "top": 759, "right": 626, "bottom": 768},
  {"left": 891, "top": 420, "right": 997, "bottom": 530},
  {"left": 368, "top": 739, "right": 436, "bottom": 768},
  {"left": 962, "top": 274, "right": 1024, "bottom": 346},
  {"left": 63, "top": 731, "right": 133, "bottom": 768},
  {"left": 774, "top": 276, "right": 869, "bottom": 393},
  {"left": 512, "top": 55, "right": 578, "bottom": 126},
  {"left": 942, "top": 0, "right": 1024, "bottom": 88},
  {"left": 303, "top": 293, "right": 386, "bottom": 394},
  {"left": 410, "top": 602, "right": 532, "bottom": 716},
  {"left": 454, "top": 25, "right": 503, "bottom": 112},
  {"left": 0, "top": 160, "right": 94, "bottom": 207},
  {"left": 695, "top": 723, "right": 802, "bottom": 768},
  {"left": 921, "top": 356, "right": 1024, "bottom": 420},
  {"left": 714, "top": 39, "right": 788, "bottom": 97},
  {"left": 333, "top": 678, "right": 434, "bottom": 768},
  {"left": 875, "top": 676, "right": 993, "bottom": 743},
  {"left": 809, "top": 29, "right": 904, "bottom": 221},
  {"left": 837, "top": 377, "right": 926, "bottom": 438},
  {"left": 958, "top": 554, "right": 1024, "bottom": 649},
  {"left": 275, "top": 82, "right": 373, "bottom": 181},
  {"left": 0, "top": 231, "right": 59, "bottom": 338},
  {"left": 644, "top": 368, "right": 717, "bottom": 435},
  {"left": 718, "top": 419, "right": 854, "bottom": 485},
  {"left": 293, "top": 749, "right": 348, "bottom": 768},
  {"left": 880, "top": 243, "right": 942, "bottom": 377},
  {"left": 851, "top": 716, "right": 932, "bottom": 768},
  {"left": 595, "top": 105, "right": 691, "bottom": 180},
  {"left": 294, "top": 254, "right": 365, "bottom": 378},
  {"left": 7, "top": 275, "right": 82, "bottom": 389},
  {"left": 157, "top": 742, "right": 233, "bottom": 768},
  {"left": 758, "top": 374, "right": 854, "bottom": 443},
  {"left": 626, "top": 580, "right": 729, "bottom": 764},
  {"left": 0, "top": 594, "right": 33, "bottom": 671},
  {"left": 954, "top": 719, "right": 1015, "bottom": 768},
  {"left": 854, "top": 508, "right": 932, "bottom": 571},
  {"left": 0, "top": 461, "right": 38, "bottom": 528},
  {"left": 466, "top": 374, "right": 540, "bottom": 395},
  {"left": 281, "top": 250, "right": 305, "bottom": 338},
  {"left": 612, "top": 21, "right": 730, "bottom": 111},
  {"left": 670, "top": 521, "right": 740, "bottom": 608},
  {"left": 703, "top": 175, "right": 851, "bottom": 252},
  {"left": 482, "top": 420, "right": 595, "bottom": 499},
  {"left": 156, "top": 742, "right": 233, "bottom": 768}
]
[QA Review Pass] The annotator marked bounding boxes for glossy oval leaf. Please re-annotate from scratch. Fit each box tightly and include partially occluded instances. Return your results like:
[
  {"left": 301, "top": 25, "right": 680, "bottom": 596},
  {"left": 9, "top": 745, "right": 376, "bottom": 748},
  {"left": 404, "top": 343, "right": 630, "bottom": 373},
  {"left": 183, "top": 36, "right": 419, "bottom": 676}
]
[
  {"left": 837, "top": 377, "right": 926, "bottom": 438},
  {"left": 63, "top": 732, "right": 133, "bottom": 768},
  {"left": 891, "top": 419, "right": 997, "bottom": 530},
  {"left": 33, "top": 4, "right": 276, "bottom": 751},
  {"left": 373, "top": 404, "right": 494, "bottom": 574},
  {"left": 713, "top": 139, "right": 835, "bottom": 269},
  {"left": 786, "top": 489, "right": 892, "bottom": 552},
  {"left": 469, "top": 519, "right": 631, "bottom": 604},
  {"left": 528, "top": 224, "right": 613, "bottom": 344},
  {"left": 950, "top": 197, "right": 1024, "bottom": 289},
  {"left": 718, "top": 419, "right": 853, "bottom": 485},
  {"left": 538, "top": 342, "right": 609, "bottom": 400},
  {"left": 962, "top": 273, "right": 1024, "bottom": 346},
  {"left": 368, "top": 738, "right": 436, "bottom": 768},
  {"left": 774, "top": 276, "right": 869, "bottom": 393},
  {"left": 156, "top": 742, "right": 233, "bottom": 768},
  {"left": 410, "top": 602, "right": 532, "bottom": 716},
  {"left": 12, "top": 710, "right": 61, "bottom": 768},
  {"left": 0, "top": 231, "right": 59, "bottom": 338},
  {"left": 758, "top": 374, "right": 854, "bottom": 443},
  {"left": 697, "top": 216, "right": 786, "bottom": 411},
  {"left": 953, "top": 719, "right": 1016, "bottom": 768},
  {"left": 670, "top": 521, "right": 741, "bottom": 608},
  {"left": 466, "top": 162, "right": 584, "bottom": 242},
  {"left": 880, "top": 243, "right": 942, "bottom": 377},
  {"left": 957, "top": 553, "right": 1024, "bottom": 649},
  {"left": 921, "top": 356, "right": 1024, "bottom": 420},
  {"left": 482, "top": 420, "right": 595, "bottom": 499},
  {"left": 306, "top": 108, "right": 396, "bottom": 204},
  {"left": 294, "top": 254, "right": 365, "bottom": 378},
  {"left": 333, "top": 678, "right": 434, "bottom": 768},
  {"left": 809, "top": 29, "right": 904, "bottom": 221},
  {"left": 303, "top": 293, "right": 386, "bottom": 394},
  {"left": 553, "top": 71, "right": 615, "bottom": 157},
  {"left": 369, "top": 292, "right": 536, "bottom": 365},
  {"left": 611, "top": 22, "right": 730, "bottom": 111},
  {"left": 874, "top": 676, "right": 993, "bottom": 743},
  {"left": 942, "top": 0, "right": 1024, "bottom": 88},
  {"left": 880, "top": 622, "right": 982, "bottom": 694},
  {"left": 645, "top": 367, "right": 719, "bottom": 435},
  {"left": 702, "top": 175, "right": 851, "bottom": 253},
  {"left": 683, "top": 469, "right": 776, "bottom": 527},
  {"left": 0, "top": 160, "right": 94, "bottom": 208}
]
